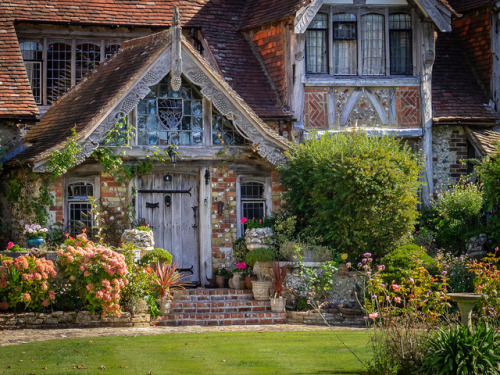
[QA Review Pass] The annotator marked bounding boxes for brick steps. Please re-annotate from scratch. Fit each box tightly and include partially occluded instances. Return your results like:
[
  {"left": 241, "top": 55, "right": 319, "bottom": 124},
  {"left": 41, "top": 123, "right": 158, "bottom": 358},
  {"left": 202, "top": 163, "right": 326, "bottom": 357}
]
[{"left": 152, "top": 288, "right": 287, "bottom": 326}]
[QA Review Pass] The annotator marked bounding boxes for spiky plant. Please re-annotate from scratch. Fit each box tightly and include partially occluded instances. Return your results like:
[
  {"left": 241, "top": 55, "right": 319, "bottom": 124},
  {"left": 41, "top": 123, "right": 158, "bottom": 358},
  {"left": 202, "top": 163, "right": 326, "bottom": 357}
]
[
  {"left": 270, "top": 261, "right": 289, "bottom": 298},
  {"left": 155, "top": 261, "right": 189, "bottom": 300}
]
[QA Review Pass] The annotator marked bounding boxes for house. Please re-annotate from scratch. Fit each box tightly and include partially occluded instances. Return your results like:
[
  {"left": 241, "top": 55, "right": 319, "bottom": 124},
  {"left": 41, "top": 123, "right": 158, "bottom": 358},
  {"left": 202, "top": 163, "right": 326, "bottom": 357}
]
[
  {"left": 432, "top": 0, "right": 500, "bottom": 190},
  {"left": 0, "top": 0, "right": 485, "bottom": 285}
]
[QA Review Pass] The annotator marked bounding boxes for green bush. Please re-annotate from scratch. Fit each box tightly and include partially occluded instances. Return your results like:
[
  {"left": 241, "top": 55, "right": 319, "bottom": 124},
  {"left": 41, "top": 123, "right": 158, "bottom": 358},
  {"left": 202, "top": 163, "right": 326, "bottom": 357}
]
[
  {"left": 432, "top": 181, "right": 484, "bottom": 254},
  {"left": 381, "top": 244, "right": 438, "bottom": 284},
  {"left": 422, "top": 324, "right": 500, "bottom": 375},
  {"left": 245, "top": 247, "right": 275, "bottom": 267},
  {"left": 139, "top": 248, "right": 172, "bottom": 267},
  {"left": 477, "top": 147, "right": 500, "bottom": 247},
  {"left": 279, "top": 131, "right": 421, "bottom": 261},
  {"left": 231, "top": 236, "right": 248, "bottom": 263}
]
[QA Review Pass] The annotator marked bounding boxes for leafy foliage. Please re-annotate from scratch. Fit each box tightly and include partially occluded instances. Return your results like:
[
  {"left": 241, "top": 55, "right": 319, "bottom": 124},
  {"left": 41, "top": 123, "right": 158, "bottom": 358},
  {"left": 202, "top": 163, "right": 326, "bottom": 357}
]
[
  {"left": 231, "top": 236, "right": 248, "bottom": 263},
  {"left": 279, "top": 131, "right": 421, "bottom": 260},
  {"left": 139, "top": 248, "right": 173, "bottom": 267},
  {"left": 422, "top": 324, "right": 500, "bottom": 375},
  {"left": 381, "top": 244, "right": 438, "bottom": 284},
  {"left": 46, "top": 127, "right": 81, "bottom": 178},
  {"left": 427, "top": 181, "right": 484, "bottom": 254},
  {"left": 245, "top": 247, "right": 275, "bottom": 267}
]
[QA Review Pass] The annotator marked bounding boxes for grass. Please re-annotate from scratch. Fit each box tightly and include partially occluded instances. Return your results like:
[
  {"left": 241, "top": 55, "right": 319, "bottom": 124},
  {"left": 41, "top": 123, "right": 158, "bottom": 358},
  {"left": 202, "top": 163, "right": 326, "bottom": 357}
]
[{"left": 0, "top": 330, "right": 372, "bottom": 374}]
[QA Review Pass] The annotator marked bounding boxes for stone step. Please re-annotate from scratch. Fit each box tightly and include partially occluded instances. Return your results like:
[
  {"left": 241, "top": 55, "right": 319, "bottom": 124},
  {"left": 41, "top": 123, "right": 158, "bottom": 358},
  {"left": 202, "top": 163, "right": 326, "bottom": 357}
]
[
  {"left": 170, "top": 300, "right": 271, "bottom": 314},
  {"left": 173, "top": 288, "right": 254, "bottom": 302},
  {"left": 152, "top": 311, "right": 287, "bottom": 327}
]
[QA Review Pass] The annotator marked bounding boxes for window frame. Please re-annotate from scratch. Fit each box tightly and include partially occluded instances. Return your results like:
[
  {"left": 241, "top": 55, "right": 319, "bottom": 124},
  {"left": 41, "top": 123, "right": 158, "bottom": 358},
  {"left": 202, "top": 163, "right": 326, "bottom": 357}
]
[
  {"left": 236, "top": 176, "right": 272, "bottom": 237},
  {"left": 64, "top": 176, "right": 100, "bottom": 236},
  {"left": 18, "top": 37, "right": 123, "bottom": 106},
  {"left": 305, "top": 6, "right": 414, "bottom": 78}
]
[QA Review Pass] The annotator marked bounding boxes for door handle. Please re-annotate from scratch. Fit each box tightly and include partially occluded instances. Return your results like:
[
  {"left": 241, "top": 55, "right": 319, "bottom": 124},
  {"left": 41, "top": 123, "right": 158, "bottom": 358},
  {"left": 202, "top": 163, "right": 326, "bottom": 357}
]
[{"left": 192, "top": 206, "right": 198, "bottom": 228}]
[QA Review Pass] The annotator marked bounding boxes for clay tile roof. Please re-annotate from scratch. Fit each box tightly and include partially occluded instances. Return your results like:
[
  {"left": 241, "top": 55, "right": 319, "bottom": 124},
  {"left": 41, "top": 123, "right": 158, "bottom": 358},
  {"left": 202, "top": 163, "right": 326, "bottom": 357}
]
[
  {"left": 17, "top": 31, "right": 171, "bottom": 163},
  {"left": 0, "top": 0, "right": 289, "bottom": 120},
  {"left": 0, "top": 19, "right": 39, "bottom": 118},
  {"left": 241, "top": 0, "right": 305, "bottom": 30},
  {"left": 432, "top": 32, "right": 499, "bottom": 125},
  {"left": 446, "top": 0, "right": 494, "bottom": 13},
  {"left": 467, "top": 127, "right": 500, "bottom": 155}
]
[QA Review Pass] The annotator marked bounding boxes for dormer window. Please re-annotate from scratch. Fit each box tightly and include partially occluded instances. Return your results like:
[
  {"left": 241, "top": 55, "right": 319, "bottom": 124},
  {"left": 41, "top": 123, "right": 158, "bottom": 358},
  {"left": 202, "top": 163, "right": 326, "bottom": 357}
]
[{"left": 306, "top": 8, "right": 413, "bottom": 77}]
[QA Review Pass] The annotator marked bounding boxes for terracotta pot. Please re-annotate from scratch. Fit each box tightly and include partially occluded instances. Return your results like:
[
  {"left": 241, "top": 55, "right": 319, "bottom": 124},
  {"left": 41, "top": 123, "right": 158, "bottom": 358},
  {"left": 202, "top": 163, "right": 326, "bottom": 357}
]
[
  {"left": 270, "top": 297, "right": 286, "bottom": 313},
  {"left": 228, "top": 278, "right": 234, "bottom": 289},
  {"left": 245, "top": 275, "right": 258, "bottom": 290},
  {"left": 215, "top": 275, "right": 225, "bottom": 288},
  {"left": 251, "top": 280, "right": 272, "bottom": 301}
]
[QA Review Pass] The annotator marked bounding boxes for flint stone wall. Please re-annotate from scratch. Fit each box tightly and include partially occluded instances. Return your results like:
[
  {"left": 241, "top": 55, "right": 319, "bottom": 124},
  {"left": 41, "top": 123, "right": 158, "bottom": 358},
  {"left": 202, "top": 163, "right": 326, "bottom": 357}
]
[
  {"left": 245, "top": 227, "right": 274, "bottom": 250},
  {"left": 0, "top": 311, "right": 150, "bottom": 329}
]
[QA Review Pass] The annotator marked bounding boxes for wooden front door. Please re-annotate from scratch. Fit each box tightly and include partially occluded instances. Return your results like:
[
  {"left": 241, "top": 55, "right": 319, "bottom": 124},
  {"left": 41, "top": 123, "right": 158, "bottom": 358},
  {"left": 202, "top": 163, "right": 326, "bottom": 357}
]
[{"left": 137, "top": 172, "right": 200, "bottom": 283}]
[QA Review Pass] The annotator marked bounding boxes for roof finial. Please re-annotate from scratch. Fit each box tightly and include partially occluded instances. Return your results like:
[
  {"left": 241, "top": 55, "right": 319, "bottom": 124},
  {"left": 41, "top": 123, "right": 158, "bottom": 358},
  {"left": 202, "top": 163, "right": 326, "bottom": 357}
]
[{"left": 170, "top": 5, "right": 182, "bottom": 92}]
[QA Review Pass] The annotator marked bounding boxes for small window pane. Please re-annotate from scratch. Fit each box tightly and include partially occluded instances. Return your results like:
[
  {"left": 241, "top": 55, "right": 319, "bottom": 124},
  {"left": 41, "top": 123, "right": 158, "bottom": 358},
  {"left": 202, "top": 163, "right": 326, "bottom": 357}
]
[
  {"left": 333, "top": 13, "right": 357, "bottom": 75},
  {"left": 47, "top": 41, "right": 72, "bottom": 104},
  {"left": 67, "top": 182, "right": 94, "bottom": 236},
  {"left": 212, "top": 111, "right": 246, "bottom": 145},
  {"left": 306, "top": 13, "right": 328, "bottom": 73},
  {"left": 390, "top": 14, "right": 412, "bottom": 75},
  {"left": 20, "top": 40, "right": 43, "bottom": 103},
  {"left": 241, "top": 182, "right": 264, "bottom": 199},
  {"left": 76, "top": 42, "right": 101, "bottom": 83},
  {"left": 361, "top": 14, "right": 385, "bottom": 75},
  {"left": 105, "top": 43, "right": 121, "bottom": 59}
]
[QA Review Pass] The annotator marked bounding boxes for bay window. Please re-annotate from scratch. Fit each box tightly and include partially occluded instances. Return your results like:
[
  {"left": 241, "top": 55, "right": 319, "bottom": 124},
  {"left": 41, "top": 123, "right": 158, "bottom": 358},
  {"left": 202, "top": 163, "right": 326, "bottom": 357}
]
[{"left": 306, "top": 8, "right": 413, "bottom": 77}]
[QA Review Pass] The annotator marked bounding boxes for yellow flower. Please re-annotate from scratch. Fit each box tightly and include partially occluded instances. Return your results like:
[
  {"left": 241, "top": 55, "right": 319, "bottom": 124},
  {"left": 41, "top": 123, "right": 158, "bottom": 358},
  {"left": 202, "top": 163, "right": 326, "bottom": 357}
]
[{"left": 341, "top": 253, "right": 348, "bottom": 260}]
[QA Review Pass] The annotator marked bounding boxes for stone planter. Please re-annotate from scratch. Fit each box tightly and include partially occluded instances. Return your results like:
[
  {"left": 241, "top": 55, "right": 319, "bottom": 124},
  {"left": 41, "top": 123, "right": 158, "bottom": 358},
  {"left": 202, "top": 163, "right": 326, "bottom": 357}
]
[
  {"left": 27, "top": 238, "right": 45, "bottom": 248},
  {"left": 251, "top": 280, "right": 271, "bottom": 300},
  {"left": 215, "top": 275, "right": 225, "bottom": 288},
  {"left": 245, "top": 227, "right": 274, "bottom": 251},
  {"left": 160, "top": 297, "right": 172, "bottom": 315},
  {"left": 228, "top": 278, "right": 234, "bottom": 289},
  {"left": 270, "top": 297, "right": 286, "bottom": 312}
]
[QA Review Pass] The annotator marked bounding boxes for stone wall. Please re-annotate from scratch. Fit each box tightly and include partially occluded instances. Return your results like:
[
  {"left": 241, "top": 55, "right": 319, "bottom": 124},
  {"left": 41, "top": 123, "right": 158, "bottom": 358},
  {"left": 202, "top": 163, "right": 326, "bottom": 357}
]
[
  {"left": 432, "top": 125, "right": 469, "bottom": 190},
  {"left": 0, "top": 311, "right": 150, "bottom": 329},
  {"left": 287, "top": 310, "right": 365, "bottom": 327}
]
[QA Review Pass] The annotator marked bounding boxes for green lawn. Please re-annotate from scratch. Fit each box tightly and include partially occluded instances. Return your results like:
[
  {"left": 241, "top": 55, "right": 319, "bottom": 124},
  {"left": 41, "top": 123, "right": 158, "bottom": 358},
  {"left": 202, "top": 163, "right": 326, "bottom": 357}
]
[{"left": 0, "top": 330, "right": 372, "bottom": 374}]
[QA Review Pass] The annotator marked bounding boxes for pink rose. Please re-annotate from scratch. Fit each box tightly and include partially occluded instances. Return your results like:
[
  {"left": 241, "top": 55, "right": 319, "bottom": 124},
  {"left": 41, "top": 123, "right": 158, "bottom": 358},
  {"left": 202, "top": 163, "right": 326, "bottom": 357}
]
[
  {"left": 240, "top": 217, "right": 248, "bottom": 224},
  {"left": 6, "top": 242, "right": 14, "bottom": 250},
  {"left": 24, "top": 293, "right": 31, "bottom": 302},
  {"left": 369, "top": 312, "right": 378, "bottom": 319},
  {"left": 392, "top": 284, "right": 400, "bottom": 291},
  {"left": 394, "top": 297, "right": 401, "bottom": 304}
]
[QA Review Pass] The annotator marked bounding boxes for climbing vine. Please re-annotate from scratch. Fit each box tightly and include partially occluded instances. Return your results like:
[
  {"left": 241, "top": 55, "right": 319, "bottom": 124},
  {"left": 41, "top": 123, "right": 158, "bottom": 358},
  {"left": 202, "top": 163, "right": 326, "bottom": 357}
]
[{"left": 46, "top": 127, "right": 81, "bottom": 179}]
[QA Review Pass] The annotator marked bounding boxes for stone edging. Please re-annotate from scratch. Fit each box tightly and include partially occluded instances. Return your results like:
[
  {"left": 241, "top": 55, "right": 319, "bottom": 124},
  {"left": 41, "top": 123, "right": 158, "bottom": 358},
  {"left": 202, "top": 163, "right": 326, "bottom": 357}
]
[
  {"left": 0, "top": 311, "right": 150, "bottom": 330},
  {"left": 287, "top": 311, "right": 365, "bottom": 327}
]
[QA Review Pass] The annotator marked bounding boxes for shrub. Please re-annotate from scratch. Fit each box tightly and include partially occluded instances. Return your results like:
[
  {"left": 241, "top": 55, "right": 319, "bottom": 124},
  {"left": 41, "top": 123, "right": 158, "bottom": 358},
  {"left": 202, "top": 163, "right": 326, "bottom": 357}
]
[
  {"left": 436, "top": 252, "right": 475, "bottom": 293},
  {"left": 245, "top": 247, "right": 275, "bottom": 267},
  {"left": 476, "top": 146, "right": 500, "bottom": 247},
  {"left": 56, "top": 233, "right": 128, "bottom": 316},
  {"left": 381, "top": 244, "right": 438, "bottom": 284},
  {"left": 139, "top": 248, "right": 173, "bottom": 267},
  {"left": 231, "top": 236, "right": 248, "bottom": 263},
  {"left": 0, "top": 255, "right": 57, "bottom": 311},
  {"left": 431, "top": 181, "right": 484, "bottom": 254},
  {"left": 279, "top": 131, "right": 421, "bottom": 260},
  {"left": 421, "top": 324, "right": 500, "bottom": 375},
  {"left": 271, "top": 213, "right": 297, "bottom": 258}
]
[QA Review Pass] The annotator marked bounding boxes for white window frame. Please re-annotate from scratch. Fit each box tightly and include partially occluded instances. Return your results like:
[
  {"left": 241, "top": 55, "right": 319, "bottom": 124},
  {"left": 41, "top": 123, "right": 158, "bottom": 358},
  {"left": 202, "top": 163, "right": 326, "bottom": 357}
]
[
  {"left": 64, "top": 176, "right": 100, "bottom": 236},
  {"left": 306, "top": 6, "right": 414, "bottom": 77},
  {"left": 236, "top": 175, "right": 272, "bottom": 237}
]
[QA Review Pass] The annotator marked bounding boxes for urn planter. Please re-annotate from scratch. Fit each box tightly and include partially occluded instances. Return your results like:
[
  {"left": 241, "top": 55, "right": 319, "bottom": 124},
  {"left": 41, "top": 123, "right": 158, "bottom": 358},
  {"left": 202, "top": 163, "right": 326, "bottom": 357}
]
[{"left": 27, "top": 238, "right": 45, "bottom": 249}]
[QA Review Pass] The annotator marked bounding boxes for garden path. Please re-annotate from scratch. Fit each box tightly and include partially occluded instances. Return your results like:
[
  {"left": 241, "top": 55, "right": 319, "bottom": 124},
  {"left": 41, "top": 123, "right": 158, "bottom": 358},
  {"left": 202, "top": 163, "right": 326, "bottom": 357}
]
[{"left": 0, "top": 324, "right": 367, "bottom": 347}]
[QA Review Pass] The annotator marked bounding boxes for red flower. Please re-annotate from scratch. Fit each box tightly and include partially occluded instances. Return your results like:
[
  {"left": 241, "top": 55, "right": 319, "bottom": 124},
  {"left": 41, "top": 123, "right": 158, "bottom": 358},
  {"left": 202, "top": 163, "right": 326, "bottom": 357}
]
[{"left": 240, "top": 217, "right": 248, "bottom": 224}]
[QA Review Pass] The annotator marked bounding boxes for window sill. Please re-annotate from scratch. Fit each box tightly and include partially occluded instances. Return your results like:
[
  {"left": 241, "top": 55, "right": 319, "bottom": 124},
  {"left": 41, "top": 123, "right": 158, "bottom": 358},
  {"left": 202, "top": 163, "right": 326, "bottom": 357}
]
[{"left": 303, "top": 75, "right": 420, "bottom": 87}]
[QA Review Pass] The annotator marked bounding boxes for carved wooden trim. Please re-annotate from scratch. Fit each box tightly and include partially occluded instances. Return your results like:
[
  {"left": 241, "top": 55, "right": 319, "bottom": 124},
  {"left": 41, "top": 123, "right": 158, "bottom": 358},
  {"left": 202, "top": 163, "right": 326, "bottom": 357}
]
[{"left": 294, "top": 0, "right": 324, "bottom": 34}]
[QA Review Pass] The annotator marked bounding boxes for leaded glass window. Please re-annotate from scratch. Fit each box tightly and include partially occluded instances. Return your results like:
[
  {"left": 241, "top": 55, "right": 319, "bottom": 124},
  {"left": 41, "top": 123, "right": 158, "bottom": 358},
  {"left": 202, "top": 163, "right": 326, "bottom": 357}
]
[
  {"left": 137, "top": 76, "right": 203, "bottom": 146},
  {"left": 105, "top": 43, "right": 121, "bottom": 59},
  {"left": 361, "top": 14, "right": 385, "bottom": 75},
  {"left": 333, "top": 13, "right": 357, "bottom": 75},
  {"left": 19, "top": 41, "right": 43, "bottom": 104},
  {"left": 306, "top": 13, "right": 328, "bottom": 73},
  {"left": 47, "top": 41, "right": 72, "bottom": 104},
  {"left": 75, "top": 42, "right": 101, "bottom": 83},
  {"left": 389, "top": 13, "right": 412, "bottom": 75},
  {"left": 212, "top": 110, "right": 246, "bottom": 145},
  {"left": 67, "top": 182, "right": 94, "bottom": 236}
]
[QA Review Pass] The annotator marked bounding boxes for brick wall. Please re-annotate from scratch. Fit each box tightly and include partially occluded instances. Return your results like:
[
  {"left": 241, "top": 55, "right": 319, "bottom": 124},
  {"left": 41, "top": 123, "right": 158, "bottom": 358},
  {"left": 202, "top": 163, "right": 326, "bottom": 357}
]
[
  {"left": 453, "top": 11, "right": 492, "bottom": 95},
  {"left": 48, "top": 177, "right": 63, "bottom": 224},
  {"left": 251, "top": 24, "right": 287, "bottom": 103},
  {"left": 396, "top": 87, "right": 421, "bottom": 127},
  {"left": 210, "top": 166, "right": 237, "bottom": 269},
  {"left": 271, "top": 170, "right": 285, "bottom": 213},
  {"left": 304, "top": 87, "right": 328, "bottom": 129}
]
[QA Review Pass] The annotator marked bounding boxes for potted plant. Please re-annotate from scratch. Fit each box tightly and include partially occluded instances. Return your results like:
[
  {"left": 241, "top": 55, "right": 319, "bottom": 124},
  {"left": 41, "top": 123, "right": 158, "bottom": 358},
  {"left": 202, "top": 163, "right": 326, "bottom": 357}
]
[
  {"left": 245, "top": 247, "right": 276, "bottom": 300},
  {"left": 154, "top": 261, "right": 188, "bottom": 315},
  {"left": 270, "top": 261, "right": 289, "bottom": 312},
  {"left": 232, "top": 262, "right": 246, "bottom": 290},
  {"left": 240, "top": 268, "right": 257, "bottom": 289},
  {"left": 214, "top": 267, "right": 233, "bottom": 288},
  {"left": 23, "top": 224, "right": 49, "bottom": 248}
]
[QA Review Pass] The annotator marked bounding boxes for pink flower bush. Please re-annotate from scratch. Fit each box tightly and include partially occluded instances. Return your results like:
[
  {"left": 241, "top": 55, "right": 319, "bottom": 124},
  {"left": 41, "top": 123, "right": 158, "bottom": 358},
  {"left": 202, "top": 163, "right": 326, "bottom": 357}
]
[
  {"left": 56, "top": 233, "right": 128, "bottom": 316},
  {"left": 0, "top": 254, "right": 57, "bottom": 311}
]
